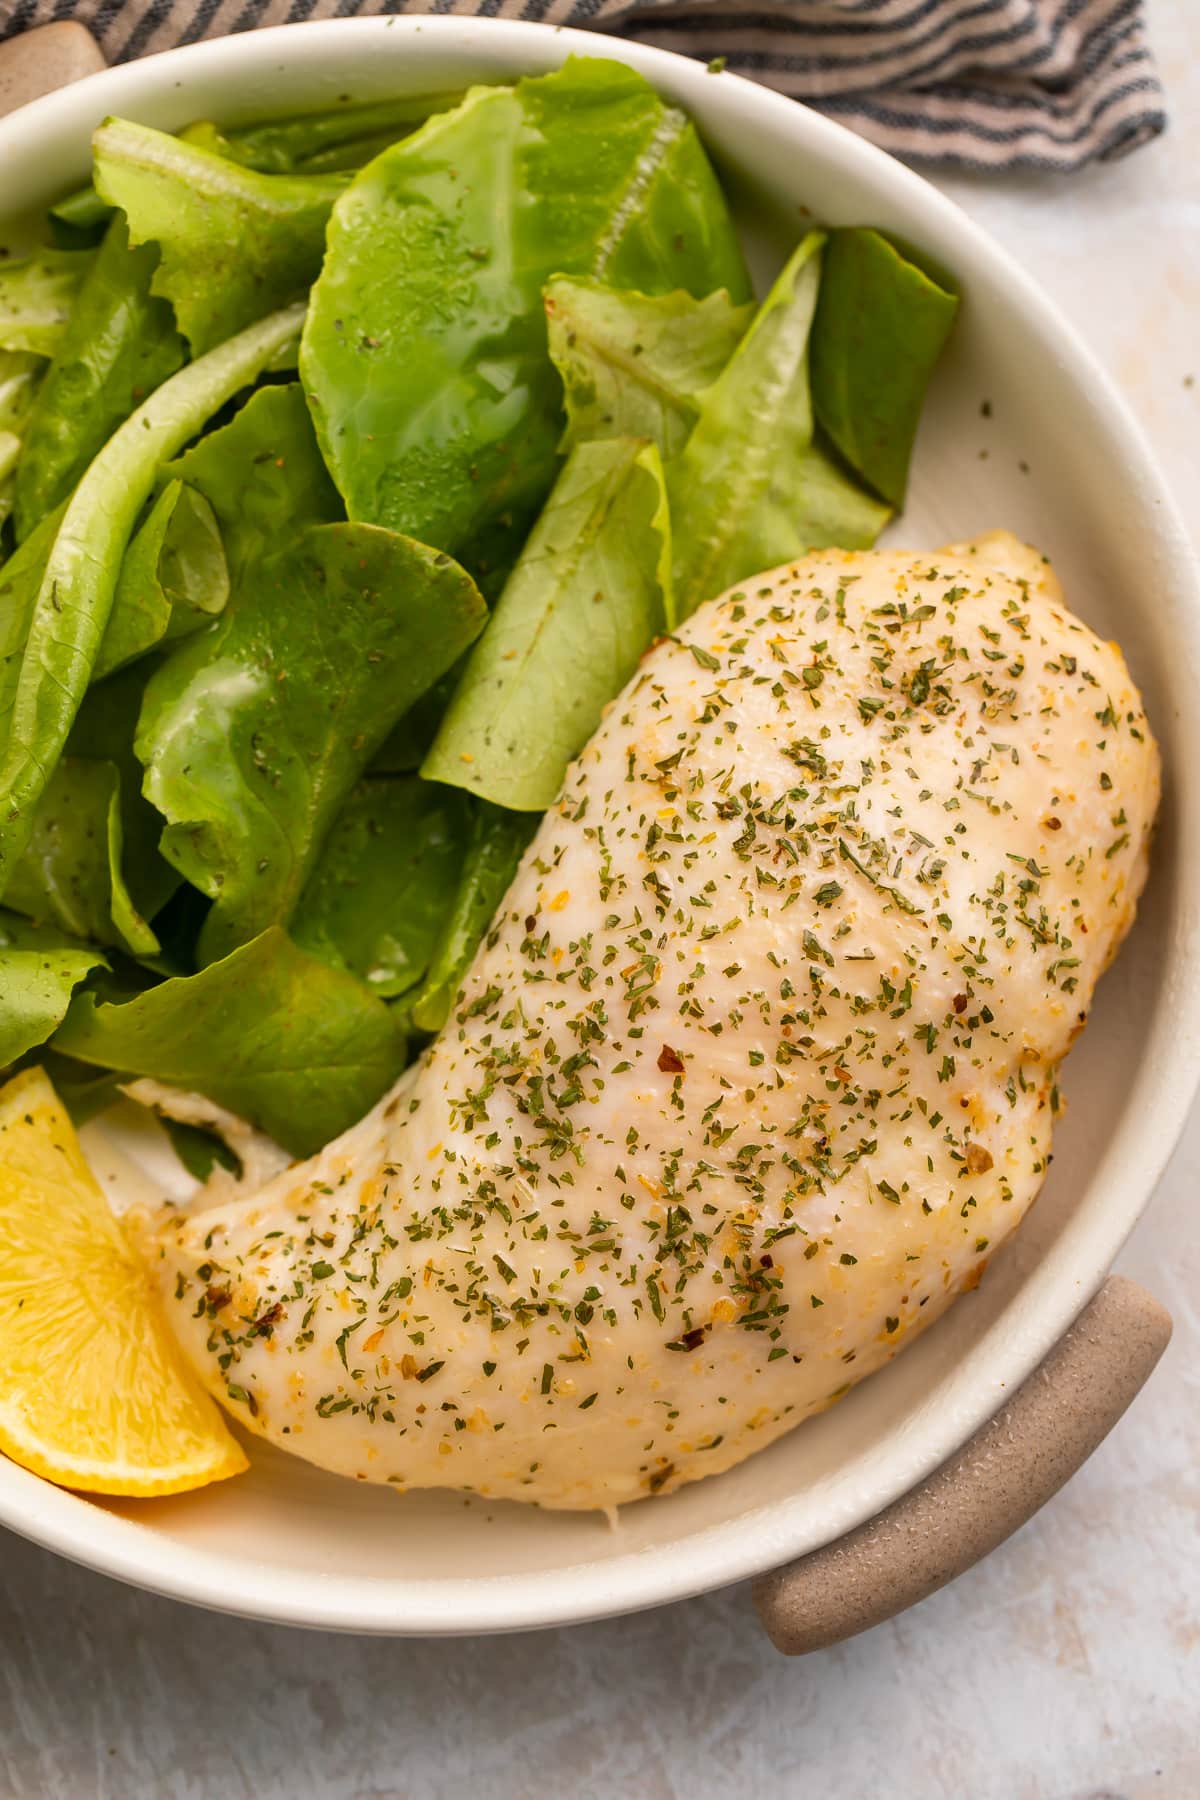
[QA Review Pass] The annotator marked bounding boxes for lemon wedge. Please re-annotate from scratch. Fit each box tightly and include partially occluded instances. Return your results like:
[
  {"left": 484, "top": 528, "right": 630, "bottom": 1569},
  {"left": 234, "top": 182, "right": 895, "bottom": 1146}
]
[{"left": 0, "top": 1066, "right": 248, "bottom": 1496}]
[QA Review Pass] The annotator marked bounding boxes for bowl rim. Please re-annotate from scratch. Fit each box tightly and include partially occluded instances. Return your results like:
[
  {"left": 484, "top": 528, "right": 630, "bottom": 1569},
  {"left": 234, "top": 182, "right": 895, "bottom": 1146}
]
[{"left": 1, "top": 12, "right": 1198, "bottom": 1636}]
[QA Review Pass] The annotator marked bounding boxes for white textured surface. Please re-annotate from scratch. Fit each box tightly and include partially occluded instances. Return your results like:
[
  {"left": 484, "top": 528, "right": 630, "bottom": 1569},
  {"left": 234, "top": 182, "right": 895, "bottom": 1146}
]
[{"left": 1, "top": 6, "right": 1197, "bottom": 1793}]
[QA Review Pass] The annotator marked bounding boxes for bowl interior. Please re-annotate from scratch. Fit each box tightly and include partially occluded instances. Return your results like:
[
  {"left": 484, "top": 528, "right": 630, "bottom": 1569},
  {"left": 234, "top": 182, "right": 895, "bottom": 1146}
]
[{"left": 1, "top": 18, "right": 1197, "bottom": 1634}]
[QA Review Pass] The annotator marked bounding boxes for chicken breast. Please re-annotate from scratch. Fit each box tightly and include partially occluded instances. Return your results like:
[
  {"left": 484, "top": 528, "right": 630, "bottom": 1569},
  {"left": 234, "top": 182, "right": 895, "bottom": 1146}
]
[{"left": 152, "top": 532, "right": 1159, "bottom": 1510}]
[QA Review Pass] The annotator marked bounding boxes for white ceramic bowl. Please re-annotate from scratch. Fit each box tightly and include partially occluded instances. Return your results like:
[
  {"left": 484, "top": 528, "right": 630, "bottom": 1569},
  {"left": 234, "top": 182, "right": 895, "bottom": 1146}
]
[{"left": 1, "top": 16, "right": 1198, "bottom": 1635}]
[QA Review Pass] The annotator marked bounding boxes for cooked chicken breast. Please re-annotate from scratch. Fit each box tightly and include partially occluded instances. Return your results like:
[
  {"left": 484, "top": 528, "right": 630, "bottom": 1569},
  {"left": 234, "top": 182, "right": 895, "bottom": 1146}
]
[{"left": 152, "top": 532, "right": 1159, "bottom": 1510}]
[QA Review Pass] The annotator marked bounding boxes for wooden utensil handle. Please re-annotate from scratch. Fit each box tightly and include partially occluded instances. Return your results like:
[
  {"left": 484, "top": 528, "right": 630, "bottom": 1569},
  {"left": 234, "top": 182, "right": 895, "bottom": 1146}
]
[
  {"left": 0, "top": 22, "right": 105, "bottom": 119},
  {"left": 753, "top": 1275, "right": 1172, "bottom": 1654}
]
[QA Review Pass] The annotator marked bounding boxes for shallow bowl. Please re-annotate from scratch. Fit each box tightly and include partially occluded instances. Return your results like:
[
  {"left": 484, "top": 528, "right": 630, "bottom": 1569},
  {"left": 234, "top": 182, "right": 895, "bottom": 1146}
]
[{"left": 0, "top": 15, "right": 1198, "bottom": 1634}]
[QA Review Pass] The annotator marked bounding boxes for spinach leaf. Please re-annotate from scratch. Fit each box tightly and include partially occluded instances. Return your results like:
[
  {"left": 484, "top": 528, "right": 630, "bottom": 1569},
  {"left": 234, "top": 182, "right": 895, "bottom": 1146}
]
[
  {"left": 408, "top": 802, "right": 536, "bottom": 1034},
  {"left": 545, "top": 277, "right": 752, "bottom": 459},
  {"left": 810, "top": 227, "right": 958, "bottom": 507},
  {"left": 424, "top": 437, "right": 671, "bottom": 811},
  {"left": 14, "top": 216, "right": 184, "bottom": 541},
  {"left": 180, "top": 92, "right": 465, "bottom": 175},
  {"left": 670, "top": 233, "right": 891, "bottom": 619},
  {"left": 166, "top": 383, "right": 341, "bottom": 583},
  {"left": 0, "top": 250, "right": 92, "bottom": 356},
  {"left": 0, "top": 909, "right": 106, "bottom": 1069},
  {"left": 136, "top": 521, "right": 487, "bottom": 966},
  {"left": 0, "top": 302, "right": 307, "bottom": 901},
  {"left": 96, "top": 480, "right": 229, "bottom": 680},
  {"left": 52, "top": 925, "right": 407, "bottom": 1157},
  {"left": 292, "top": 777, "right": 469, "bottom": 999},
  {"left": 93, "top": 118, "right": 344, "bottom": 356},
  {"left": 301, "top": 57, "right": 749, "bottom": 557}
]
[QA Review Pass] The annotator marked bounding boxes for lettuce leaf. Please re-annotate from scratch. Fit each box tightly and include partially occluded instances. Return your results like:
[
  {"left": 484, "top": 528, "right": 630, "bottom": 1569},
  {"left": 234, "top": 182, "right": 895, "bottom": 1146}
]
[
  {"left": 93, "top": 118, "right": 345, "bottom": 355},
  {"left": 96, "top": 479, "right": 229, "bottom": 680},
  {"left": 0, "top": 350, "right": 43, "bottom": 528},
  {"left": 545, "top": 277, "right": 752, "bottom": 458},
  {"left": 0, "top": 505, "right": 65, "bottom": 746},
  {"left": 52, "top": 926, "right": 407, "bottom": 1156},
  {"left": 166, "top": 382, "right": 342, "bottom": 583},
  {"left": 408, "top": 803, "right": 537, "bottom": 1035},
  {"left": 4, "top": 756, "right": 162, "bottom": 957},
  {"left": 425, "top": 437, "right": 671, "bottom": 811},
  {"left": 0, "top": 910, "right": 107, "bottom": 1069},
  {"left": 4, "top": 658, "right": 179, "bottom": 958},
  {"left": 670, "top": 232, "right": 891, "bottom": 618},
  {"left": 136, "top": 521, "right": 487, "bottom": 966},
  {"left": 292, "top": 777, "right": 469, "bottom": 999},
  {"left": 301, "top": 57, "right": 749, "bottom": 557},
  {"left": 810, "top": 228, "right": 958, "bottom": 507},
  {"left": 0, "top": 304, "right": 306, "bottom": 901},
  {"left": 0, "top": 250, "right": 92, "bottom": 357},
  {"left": 13, "top": 217, "right": 185, "bottom": 541},
  {"left": 180, "top": 92, "right": 465, "bottom": 175}
]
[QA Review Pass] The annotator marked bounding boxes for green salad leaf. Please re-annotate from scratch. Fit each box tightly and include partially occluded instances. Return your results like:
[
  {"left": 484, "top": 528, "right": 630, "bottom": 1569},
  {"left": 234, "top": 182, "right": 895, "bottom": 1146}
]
[
  {"left": 49, "top": 185, "right": 113, "bottom": 241},
  {"left": 371, "top": 667, "right": 465, "bottom": 775},
  {"left": 166, "top": 382, "right": 342, "bottom": 582},
  {"left": 0, "top": 432, "right": 19, "bottom": 512},
  {"left": 3, "top": 756, "right": 161, "bottom": 956},
  {"left": 52, "top": 925, "right": 408, "bottom": 1156},
  {"left": 409, "top": 802, "right": 537, "bottom": 1035},
  {"left": 181, "top": 92, "right": 466, "bottom": 175},
  {"left": 670, "top": 232, "right": 891, "bottom": 618},
  {"left": 0, "top": 350, "right": 43, "bottom": 527},
  {"left": 545, "top": 277, "right": 752, "bottom": 458},
  {"left": 301, "top": 57, "right": 749, "bottom": 556},
  {"left": 0, "top": 909, "right": 107, "bottom": 1069},
  {"left": 96, "top": 479, "right": 229, "bottom": 680},
  {"left": 13, "top": 216, "right": 185, "bottom": 541},
  {"left": 64, "top": 660, "right": 182, "bottom": 944},
  {"left": 5, "top": 658, "right": 178, "bottom": 958},
  {"left": 137, "top": 521, "right": 487, "bottom": 966},
  {"left": 811, "top": 227, "right": 958, "bottom": 507},
  {"left": 0, "top": 505, "right": 64, "bottom": 740},
  {"left": 0, "top": 249, "right": 92, "bottom": 356},
  {"left": 32, "top": 1050, "right": 125, "bottom": 1124},
  {"left": 0, "top": 302, "right": 307, "bottom": 901},
  {"left": 93, "top": 118, "right": 344, "bottom": 355},
  {"left": 425, "top": 437, "right": 671, "bottom": 811},
  {"left": 0, "top": 350, "right": 41, "bottom": 435},
  {"left": 292, "top": 777, "right": 469, "bottom": 999}
]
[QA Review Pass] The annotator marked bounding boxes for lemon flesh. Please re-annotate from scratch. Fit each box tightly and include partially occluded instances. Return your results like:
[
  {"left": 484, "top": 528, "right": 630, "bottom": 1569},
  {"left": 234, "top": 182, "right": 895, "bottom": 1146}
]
[{"left": 0, "top": 1066, "right": 247, "bottom": 1496}]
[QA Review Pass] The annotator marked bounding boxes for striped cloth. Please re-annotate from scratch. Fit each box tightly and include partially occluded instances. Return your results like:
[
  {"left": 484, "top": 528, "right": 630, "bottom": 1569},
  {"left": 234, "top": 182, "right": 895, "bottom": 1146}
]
[{"left": 0, "top": 0, "right": 1167, "bottom": 171}]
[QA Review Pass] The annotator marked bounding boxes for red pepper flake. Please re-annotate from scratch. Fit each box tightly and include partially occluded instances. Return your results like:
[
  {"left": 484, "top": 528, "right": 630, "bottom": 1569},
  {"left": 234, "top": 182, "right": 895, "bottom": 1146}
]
[{"left": 657, "top": 1045, "right": 685, "bottom": 1074}]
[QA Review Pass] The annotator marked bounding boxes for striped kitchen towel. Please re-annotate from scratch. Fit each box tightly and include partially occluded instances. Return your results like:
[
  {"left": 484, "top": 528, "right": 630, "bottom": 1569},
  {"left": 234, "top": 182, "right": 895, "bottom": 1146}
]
[{"left": 0, "top": 0, "right": 1167, "bottom": 171}]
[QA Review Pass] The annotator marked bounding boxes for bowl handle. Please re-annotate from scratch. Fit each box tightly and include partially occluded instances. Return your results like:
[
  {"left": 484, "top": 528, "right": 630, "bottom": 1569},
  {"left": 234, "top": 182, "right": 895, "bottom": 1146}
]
[
  {"left": 0, "top": 22, "right": 105, "bottom": 119},
  {"left": 753, "top": 1275, "right": 1171, "bottom": 1655}
]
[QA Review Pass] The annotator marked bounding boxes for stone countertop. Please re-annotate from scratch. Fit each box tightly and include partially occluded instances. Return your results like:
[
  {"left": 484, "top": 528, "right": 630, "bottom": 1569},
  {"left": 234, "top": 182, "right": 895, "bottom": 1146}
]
[{"left": 1, "top": 8, "right": 1197, "bottom": 1796}]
